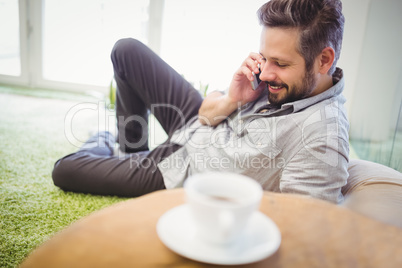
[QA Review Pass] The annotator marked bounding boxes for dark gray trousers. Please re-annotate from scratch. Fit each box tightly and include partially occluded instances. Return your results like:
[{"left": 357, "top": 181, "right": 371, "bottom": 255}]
[{"left": 52, "top": 38, "right": 203, "bottom": 197}]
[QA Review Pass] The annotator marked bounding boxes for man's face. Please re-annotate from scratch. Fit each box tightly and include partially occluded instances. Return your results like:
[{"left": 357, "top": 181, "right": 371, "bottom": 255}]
[{"left": 259, "top": 27, "right": 317, "bottom": 106}]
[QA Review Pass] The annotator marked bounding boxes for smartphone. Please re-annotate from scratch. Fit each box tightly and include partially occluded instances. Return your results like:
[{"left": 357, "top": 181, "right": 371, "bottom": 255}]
[{"left": 251, "top": 71, "right": 261, "bottom": 90}]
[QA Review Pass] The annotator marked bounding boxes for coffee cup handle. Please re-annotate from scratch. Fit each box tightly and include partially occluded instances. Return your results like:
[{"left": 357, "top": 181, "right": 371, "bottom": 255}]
[{"left": 219, "top": 210, "right": 235, "bottom": 237}]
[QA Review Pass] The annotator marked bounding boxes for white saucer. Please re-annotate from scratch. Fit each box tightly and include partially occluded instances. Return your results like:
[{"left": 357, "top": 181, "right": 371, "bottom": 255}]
[{"left": 156, "top": 204, "right": 281, "bottom": 265}]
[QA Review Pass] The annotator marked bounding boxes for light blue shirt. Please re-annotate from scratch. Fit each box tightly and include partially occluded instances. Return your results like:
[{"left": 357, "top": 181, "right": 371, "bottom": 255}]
[{"left": 158, "top": 68, "right": 349, "bottom": 203}]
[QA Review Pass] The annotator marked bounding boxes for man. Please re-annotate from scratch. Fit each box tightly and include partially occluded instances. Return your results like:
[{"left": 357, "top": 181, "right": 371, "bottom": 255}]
[{"left": 53, "top": 0, "right": 349, "bottom": 203}]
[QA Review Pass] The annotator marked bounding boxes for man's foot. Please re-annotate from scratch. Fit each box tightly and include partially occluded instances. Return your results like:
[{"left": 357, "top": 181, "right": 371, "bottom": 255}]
[{"left": 79, "top": 131, "right": 115, "bottom": 156}]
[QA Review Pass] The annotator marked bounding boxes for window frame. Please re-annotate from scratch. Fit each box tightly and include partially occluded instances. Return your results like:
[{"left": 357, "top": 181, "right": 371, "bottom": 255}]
[{"left": 0, "top": 0, "right": 164, "bottom": 95}]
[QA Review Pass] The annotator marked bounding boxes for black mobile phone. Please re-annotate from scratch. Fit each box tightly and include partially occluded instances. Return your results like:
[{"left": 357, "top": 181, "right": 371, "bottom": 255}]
[{"left": 251, "top": 71, "right": 261, "bottom": 90}]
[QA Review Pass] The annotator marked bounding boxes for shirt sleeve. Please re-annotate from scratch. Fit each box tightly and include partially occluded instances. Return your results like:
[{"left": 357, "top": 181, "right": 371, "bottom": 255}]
[{"left": 280, "top": 135, "right": 349, "bottom": 203}]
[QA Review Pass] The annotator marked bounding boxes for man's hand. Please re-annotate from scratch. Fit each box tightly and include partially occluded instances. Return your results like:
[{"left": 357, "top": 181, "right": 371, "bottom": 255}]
[
  {"left": 228, "top": 52, "right": 266, "bottom": 106},
  {"left": 198, "top": 53, "right": 265, "bottom": 126}
]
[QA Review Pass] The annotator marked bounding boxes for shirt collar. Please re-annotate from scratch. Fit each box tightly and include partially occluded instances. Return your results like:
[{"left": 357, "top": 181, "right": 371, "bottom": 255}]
[{"left": 281, "top": 67, "right": 345, "bottom": 113}]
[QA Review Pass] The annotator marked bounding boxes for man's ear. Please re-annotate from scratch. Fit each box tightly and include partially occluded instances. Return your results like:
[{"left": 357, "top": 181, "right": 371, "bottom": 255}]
[{"left": 318, "top": 47, "right": 335, "bottom": 74}]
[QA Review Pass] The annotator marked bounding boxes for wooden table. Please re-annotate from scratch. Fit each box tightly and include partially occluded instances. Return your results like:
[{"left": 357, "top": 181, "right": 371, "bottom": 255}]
[{"left": 21, "top": 189, "right": 402, "bottom": 267}]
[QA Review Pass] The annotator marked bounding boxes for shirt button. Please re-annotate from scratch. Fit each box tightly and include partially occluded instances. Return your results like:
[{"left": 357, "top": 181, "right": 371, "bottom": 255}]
[{"left": 238, "top": 120, "right": 244, "bottom": 124}]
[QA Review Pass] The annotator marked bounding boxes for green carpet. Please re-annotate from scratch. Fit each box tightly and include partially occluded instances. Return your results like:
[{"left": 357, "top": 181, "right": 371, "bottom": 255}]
[{"left": 0, "top": 88, "right": 126, "bottom": 268}]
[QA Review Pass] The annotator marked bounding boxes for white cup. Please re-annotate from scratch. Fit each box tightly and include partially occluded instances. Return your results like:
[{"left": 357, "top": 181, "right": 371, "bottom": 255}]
[{"left": 184, "top": 172, "right": 263, "bottom": 245}]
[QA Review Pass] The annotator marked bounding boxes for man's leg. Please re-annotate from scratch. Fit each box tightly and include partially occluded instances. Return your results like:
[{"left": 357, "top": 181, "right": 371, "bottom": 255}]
[
  {"left": 52, "top": 131, "right": 181, "bottom": 197},
  {"left": 111, "top": 38, "right": 203, "bottom": 153},
  {"left": 52, "top": 39, "right": 203, "bottom": 197}
]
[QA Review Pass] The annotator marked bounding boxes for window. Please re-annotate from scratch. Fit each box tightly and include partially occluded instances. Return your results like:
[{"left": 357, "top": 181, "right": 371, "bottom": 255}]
[
  {"left": 160, "top": 0, "right": 267, "bottom": 92},
  {"left": 0, "top": 0, "right": 265, "bottom": 92},
  {"left": 0, "top": 0, "right": 20, "bottom": 76},
  {"left": 0, "top": 0, "right": 151, "bottom": 91},
  {"left": 42, "top": 0, "right": 149, "bottom": 87}
]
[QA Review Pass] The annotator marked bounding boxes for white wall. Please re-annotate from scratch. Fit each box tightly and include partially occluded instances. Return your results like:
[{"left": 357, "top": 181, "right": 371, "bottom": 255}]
[
  {"left": 340, "top": 0, "right": 402, "bottom": 141},
  {"left": 337, "top": 0, "right": 370, "bottom": 119}
]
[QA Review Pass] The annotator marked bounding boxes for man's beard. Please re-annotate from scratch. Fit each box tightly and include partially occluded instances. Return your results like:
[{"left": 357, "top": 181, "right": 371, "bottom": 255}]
[{"left": 267, "top": 68, "right": 317, "bottom": 106}]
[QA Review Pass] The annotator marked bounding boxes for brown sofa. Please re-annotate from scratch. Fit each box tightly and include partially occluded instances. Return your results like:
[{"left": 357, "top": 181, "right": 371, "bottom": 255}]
[{"left": 341, "top": 159, "right": 402, "bottom": 228}]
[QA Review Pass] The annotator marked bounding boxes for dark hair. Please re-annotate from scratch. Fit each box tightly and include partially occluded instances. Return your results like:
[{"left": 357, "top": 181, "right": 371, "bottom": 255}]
[{"left": 257, "top": 0, "right": 344, "bottom": 74}]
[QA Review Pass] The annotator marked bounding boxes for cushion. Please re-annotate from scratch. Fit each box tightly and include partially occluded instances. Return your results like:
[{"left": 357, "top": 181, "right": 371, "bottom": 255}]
[{"left": 341, "top": 159, "right": 402, "bottom": 228}]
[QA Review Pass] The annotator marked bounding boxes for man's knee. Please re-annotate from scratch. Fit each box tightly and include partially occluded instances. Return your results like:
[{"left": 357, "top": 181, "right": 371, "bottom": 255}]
[
  {"left": 111, "top": 38, "right": 148, "bottom": 79},
  {"left": 51, "top": 154, "right": 77, "bottom": 190},
  {"left": 113, "top": 37, "right": 143, "bottom": 50},
  {"left": 111, "top": 38, "right": 145, "bottom": 62}
]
